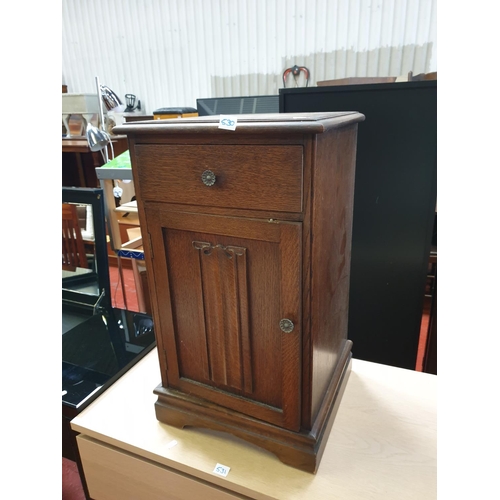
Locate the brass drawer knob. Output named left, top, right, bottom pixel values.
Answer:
left=201, top=170, right=216, bottom=186
left=279, top=318, right=295, bottom=333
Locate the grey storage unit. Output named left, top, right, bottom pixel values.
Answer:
left=197, top=95, right=279, bottom=116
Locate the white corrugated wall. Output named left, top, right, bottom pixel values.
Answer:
left=62, top=0, right=437, bottom=113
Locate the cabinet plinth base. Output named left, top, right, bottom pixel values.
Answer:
left=154, top=346, right=352, bottom=474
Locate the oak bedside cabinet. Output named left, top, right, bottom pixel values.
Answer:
left=113, top=111, right=364, bottom=473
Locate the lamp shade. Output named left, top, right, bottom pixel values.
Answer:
left=86, top=122, right=110, bottom=152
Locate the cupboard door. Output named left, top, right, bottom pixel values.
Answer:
left=146, top=205, right=302, bottom=431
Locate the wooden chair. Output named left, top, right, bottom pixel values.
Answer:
left=62, top=203, right=88, bottom=271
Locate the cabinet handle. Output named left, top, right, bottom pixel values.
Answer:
left=279, top=318, right=295, bottom=333
left=201, top=170, right=216, bottom=186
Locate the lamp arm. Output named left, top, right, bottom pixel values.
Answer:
left=95, top=76, right=109, bottom=163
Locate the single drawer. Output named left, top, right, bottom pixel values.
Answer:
left=77, top=435, right=242, bottom=499
left=134, top=144, right=303, bottom=213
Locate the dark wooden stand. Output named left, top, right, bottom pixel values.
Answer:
left=116, top=112, right=364, bottom=473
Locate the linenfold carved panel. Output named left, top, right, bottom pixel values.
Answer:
left=193, top=241, right=253, bottom=393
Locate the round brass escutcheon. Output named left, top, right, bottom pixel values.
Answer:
left=201, top=170, right=216, bottom=186
left=279, top=318, right=295, bottom=333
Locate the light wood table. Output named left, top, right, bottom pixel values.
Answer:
left=71, top=349, right=436, bottom=500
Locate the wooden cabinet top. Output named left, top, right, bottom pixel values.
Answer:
left=113, top=111, right=365, bottom=136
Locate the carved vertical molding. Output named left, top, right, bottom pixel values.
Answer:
left=193, top=241, right=253, bottom=393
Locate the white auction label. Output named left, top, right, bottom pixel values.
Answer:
left=218, top=115, right=238, bottom=131
left=213, top=463, right=231, bottom=477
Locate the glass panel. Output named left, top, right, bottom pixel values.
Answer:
left=62, top=201, right=99, bottom=296
left=62, top=308, right=156, bottom=408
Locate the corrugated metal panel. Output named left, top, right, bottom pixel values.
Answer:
left=62, top=0, right=437, bottom=113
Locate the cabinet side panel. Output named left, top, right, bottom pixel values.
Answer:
left=310, top=126, right=358, bottom=423
left=300, top=139, right=314, bottom=429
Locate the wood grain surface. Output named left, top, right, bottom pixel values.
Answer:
left=135, top=144, right=304, bottom=213
left=146, top=207, right=302, bottom=431
left=113, top=112, right=364, bottom=136
left=123, top=112, right=362, bottom=471
left=72, top=349, right=437, bottom=500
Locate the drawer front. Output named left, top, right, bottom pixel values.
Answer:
left=77, top=435, right=243, bottom=500
left=135, top=144, right=303, bottom=213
